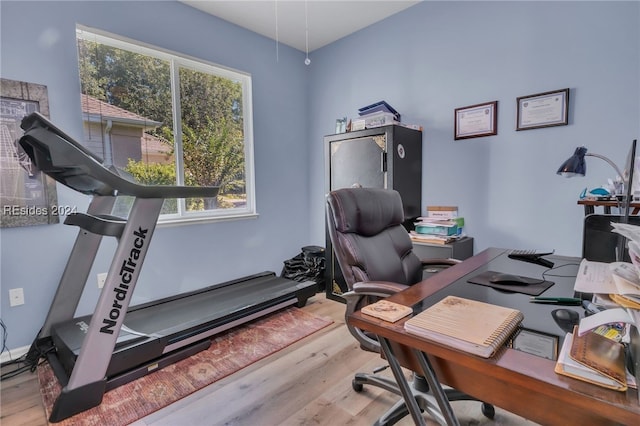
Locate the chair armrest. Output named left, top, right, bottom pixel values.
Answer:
left=420, top=258, right=461, bottom=267
left=420, top=258, right=461, bottom=275
left=352, top=281, right=409, bottom=296
left=343, top=281, right=410, bottom=353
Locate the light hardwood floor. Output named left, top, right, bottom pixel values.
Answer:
left=1, top=294, right=535, bottom=426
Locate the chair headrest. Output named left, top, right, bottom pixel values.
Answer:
left=327, top=188, right=405, bottom=236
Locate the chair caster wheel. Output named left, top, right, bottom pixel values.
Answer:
left=352, top=380, right=364, bottom=392
left=481, top=403, right=495, bottom=419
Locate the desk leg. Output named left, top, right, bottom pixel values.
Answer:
left=412, top=349, right=460, bottom=426
left=378, top=337, right=427, bottom=426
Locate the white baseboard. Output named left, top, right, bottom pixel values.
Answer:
left=1, top=345, right=30, bottom=365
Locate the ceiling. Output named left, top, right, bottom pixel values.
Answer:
left=180, top=1, right=420, bottom=53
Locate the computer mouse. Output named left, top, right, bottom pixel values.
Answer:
left=552, top=309, right=580, bottom=333
left=489, top=273, right=530, bottom=286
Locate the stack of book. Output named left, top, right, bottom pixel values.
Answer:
left=351, top=101, right=421, bottom=131
left=351, top=101, right=400, bottom=131
left=358, top=100, right=401, bottom=122
left=410, top=216, right=465, bottom=245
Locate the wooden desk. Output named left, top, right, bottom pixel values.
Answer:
left=578, top=199, right=640, bottom=215
left=348, top=248, right=640, bottom=425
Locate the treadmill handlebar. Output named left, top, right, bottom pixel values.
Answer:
left=19, top=112, right=219, bottom=199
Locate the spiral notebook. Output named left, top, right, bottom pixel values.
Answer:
left=404, top=295, right=524, bottom=358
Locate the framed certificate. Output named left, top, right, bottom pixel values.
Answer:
left=516, top=88, right=569, bottom=131
left=511, top=327, right=559, bottom=360
left=454, top=101, right=497, bottom=140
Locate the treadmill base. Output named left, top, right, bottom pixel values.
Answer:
left=43, top=275, right=316, bottom=422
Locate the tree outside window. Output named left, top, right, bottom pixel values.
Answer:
left=76, top=27, right=255, bottom=221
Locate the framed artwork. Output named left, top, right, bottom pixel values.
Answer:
left=454, top=101, right=498, bottom=140
left=0, top=78, right=59, bottom=228
left=516, top=88, right=569, bottom=131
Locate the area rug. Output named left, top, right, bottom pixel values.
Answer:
left=37, top=306, right=332, bottom=425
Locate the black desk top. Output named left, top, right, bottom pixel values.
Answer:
left=415, top=250, right=583, bottom=348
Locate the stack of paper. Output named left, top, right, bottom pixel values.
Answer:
left=566, top=225, right=640, bottom=393
left=574, top=259, right=640, bottom=309
left=409, top=232, right=462, bottom=245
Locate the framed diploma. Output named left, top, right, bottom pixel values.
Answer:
left=516, top=88, right=569, bottom=131
left=454, top=101, right=497, bottom=140
left=510, top=327, right=559, bottom=360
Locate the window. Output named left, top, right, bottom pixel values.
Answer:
left=76, top=27, right=255, bottom=223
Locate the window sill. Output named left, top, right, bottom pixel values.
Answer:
left=157, top=212, right=259, bottom=228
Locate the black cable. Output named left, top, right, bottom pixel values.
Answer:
left=0, top=319, right=29, bottom=379
left=0, top=319, right=54, bottom=379
left=0, top=319, right=7, bottom=356
left=1, top=362, right=33, bottom=380
left=27, top=341, right=54, bottom=372
left=541, top=262, right=582, bottom=280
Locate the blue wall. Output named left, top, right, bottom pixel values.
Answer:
left=308, top=0, right=640, bottom=255
left=1, top=1, right=639, bottom=352
left=0, top=1, right=310, bottom=350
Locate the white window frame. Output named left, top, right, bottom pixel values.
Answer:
left=76, top=26, right=256, bottom=224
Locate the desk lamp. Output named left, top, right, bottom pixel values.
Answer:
left=556, top=146, right=625, bottom=180
left=557, top=140, right=638, bottom=260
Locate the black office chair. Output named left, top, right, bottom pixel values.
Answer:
left=326, top=187, right=494, bottom=425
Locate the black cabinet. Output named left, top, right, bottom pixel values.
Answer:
left=324, top=125, right=422, bottom=301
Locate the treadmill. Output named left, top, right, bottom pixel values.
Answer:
left=19, top=112, right=316, bottom=422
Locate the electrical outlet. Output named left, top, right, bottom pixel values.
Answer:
left=9, top=288, right=25, bottom=307
left=97, top=272, right=108, bottom=289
